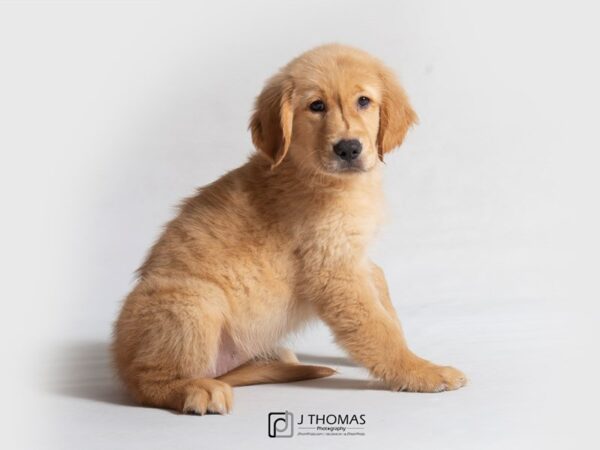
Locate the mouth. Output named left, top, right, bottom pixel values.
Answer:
left=322, top=165, right=367, bottom=175
left=338, top=164, right=366, bottom=173
left=319, top=155, right=370, bottom=175
left=331, top=159, right=367, bottom=173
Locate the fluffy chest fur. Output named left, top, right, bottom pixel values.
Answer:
left=219, top=159, right=386, bottom=356
left=246, top=156, right=386, bottom=257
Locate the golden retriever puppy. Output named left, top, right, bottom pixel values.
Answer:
left=113, top=44, right=467, bottom=415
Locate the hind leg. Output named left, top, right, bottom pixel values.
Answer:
left=114, top=279, right=232, bottom=413
left=182, top=378, right=233, bottom=415
left=256, top=346, right=299, bottom=364
left=131, top=377, right=233, bottom=415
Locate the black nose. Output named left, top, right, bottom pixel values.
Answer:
left=333, top=139, right=362, bottom=162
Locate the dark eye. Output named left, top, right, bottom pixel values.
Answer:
left=357, top=96, right=370, bottom=109
left=309, top=100, right=326, bottom=112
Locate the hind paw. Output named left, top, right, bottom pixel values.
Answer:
left=182, top=379, right=233, bottom=415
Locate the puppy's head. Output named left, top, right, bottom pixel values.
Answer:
left=250, top=44, right=417, bottom=176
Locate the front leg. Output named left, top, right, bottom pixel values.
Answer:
left=370, top=261, right=400, bottom=323
left=310, top=262, right=467, bottom=392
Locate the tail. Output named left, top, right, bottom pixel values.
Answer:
left=126, top=362, right=335, bottom=414
left=217, top=361, right=335, bottom=387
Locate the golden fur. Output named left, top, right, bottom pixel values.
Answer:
left=113, top=44, right=466, bottom=415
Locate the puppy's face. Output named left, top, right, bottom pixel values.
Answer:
left=290, top=69, right=382, bottom=174
left=250, top=45, right=417, bottom=177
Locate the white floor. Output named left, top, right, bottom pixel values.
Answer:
left=37, top=298, right=596, bottom=450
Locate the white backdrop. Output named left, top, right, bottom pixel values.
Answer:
left=1, top=1, right=599, bottom=449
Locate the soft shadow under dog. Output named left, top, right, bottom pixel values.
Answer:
left=289, top=376, right=385, bottom=391
left=295, top=352, right=358, bottom=368
left=44, top=341, right=134, bottom=407
left=45, top=342, right=376, bottom=407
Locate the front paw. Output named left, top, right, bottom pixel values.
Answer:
left=391, top=362, right=467, bottom=393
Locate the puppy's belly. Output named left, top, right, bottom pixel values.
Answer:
left=212, top=330, right=248, bottom=378
left=209, top=298, right=316, bottom=377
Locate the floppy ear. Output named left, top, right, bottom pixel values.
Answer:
left=377, top=67, right=418, bottom=160
left=249, top=74, right=294, bottom=168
